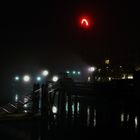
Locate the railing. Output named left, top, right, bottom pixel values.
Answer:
left=0, top=80, right=140, bottom=134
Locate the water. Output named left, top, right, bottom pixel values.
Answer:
left=0, top=95, right=140, bottom=140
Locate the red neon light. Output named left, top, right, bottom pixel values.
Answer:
left=81, top=18, right=89, bottom=26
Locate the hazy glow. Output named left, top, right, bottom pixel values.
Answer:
left=42, top=70, right=49, bottom=76
left=52, top=106, right=57, bottom=113
left=88, top=67, right=96, bottom=72
left=24, top=110, right=28, bottom=113
left=81, top=18, right=89, bottom=26
left=128, top=75, right=133, bottom=79
left=109, top=77, right=111, bottom=81
left=88, top=76, right=91, bottom=82
left=121, top=113, right=124, bottom=122
left=72, top=71, right=76, bottom=74
left=78, top=71, right=81, bottom=75
left=23, top=75, right=30, bottom=82
left=24, top=104, right=28, bottom=108
left=37, top=76, right=41, bottom=81
left=66, top=71, right=70, bottom=74
left=135, top=116, right=138, bottom=128
left=15, top=76, right=20, bottom=81
left=52, top=76, right=59, bottom=82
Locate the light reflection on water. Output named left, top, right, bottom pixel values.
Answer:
left=135, top=116, right=138, bottom=129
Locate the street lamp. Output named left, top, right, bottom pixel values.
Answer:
left=36, top=76, right=41, bottom=81
left=42, top=70, right=49, bottom=77
left=23, top=75, right=30, bottom=82
left=72, top=71, right=76, bottom=75
left=77, top=71, right=81, bottom=75
left=88, top=67, right=96, bottom=72
left=52, top=76, right=59, bottom=82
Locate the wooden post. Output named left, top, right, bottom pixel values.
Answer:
left=41, top=83, right=48, bottom=121
left=32, top=84, right=38, bottom=115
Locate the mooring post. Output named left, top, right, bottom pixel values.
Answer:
left=32, top=83, right=39, bottom=115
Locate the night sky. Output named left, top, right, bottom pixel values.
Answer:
left=0, top=0, right=139, bottom=104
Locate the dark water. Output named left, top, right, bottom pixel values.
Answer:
left=0, top=94, right=140, bottom=140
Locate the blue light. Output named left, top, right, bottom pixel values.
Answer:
left=36, top=76, right=41, bottom=81
left=15, top=76, right=20, bottom=81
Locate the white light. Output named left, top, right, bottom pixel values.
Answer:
left=24, top=104, right=28, bottom=108
left=127, top=114, right=129, bottom=122
left=128, top=75, right=133, bottom=79
left=52, top=76, right=59, bottom=82
left=15, top=76, right=20, bottom=81
left=36, top=76, right=41, bottom=81
left=135, top=116, right=138, bottom=128
left=78, top=71, right=81, bottom=75
left=121, top=113, right=124, bottom=122
left=24, top=110, right=28, bottom=113
left=42, top=70, right=49, bottom=76
left=52, top=106, right=57, bottom=113
left=66, top=71, right=70, bottom=74
left=88, top=67, right=96, bottom=72
left=88, top=76, right=91, bottom=82
left=109, top=77, right=111, bottom=81
left=15, top=94, right=18, bottom=102
left=23, top=75, right=30, bottom=82
left=72, top=71, right=76, bottom=74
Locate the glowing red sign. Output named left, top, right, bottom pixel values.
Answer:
left=80, top=17, right=90, bottom=28
left=81, top=18, right=89, bottom=26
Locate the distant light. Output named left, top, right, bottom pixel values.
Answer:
left=88, top=76, right=91, bottom=82
left=128, top=75, right=133, bottom=79
left=24, top=104, right=28, bottom=108
left=81, top=18, right=89, bottom=28
left=36, top=76, right=41, bottom=81
left=42, top=70, right=49, bottom=76
left=105, top=59, right=110, bottom=65
left=120, top=66, right=122, bottom=68
left=121, top=113, right=124, bottom=122
left=72, top=71, right=76, bottom=74
left=52, top=76, right=59, bottom=82
left=66, top=71, right=70, bottom=74
left=52, top=106, right=57, bottom=113
left=88, top=67, right=96, bottom=72
left=78, top=71, right=81, bottom=75
left=24, top=110, right=28, bottom=113
left=108, top=77, right=111, bottom=81
left=15, top=76, right=20, bottom=81
left=135, top=116, right=138, bottom=128
left=23, top=75, right=30, bottom=82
